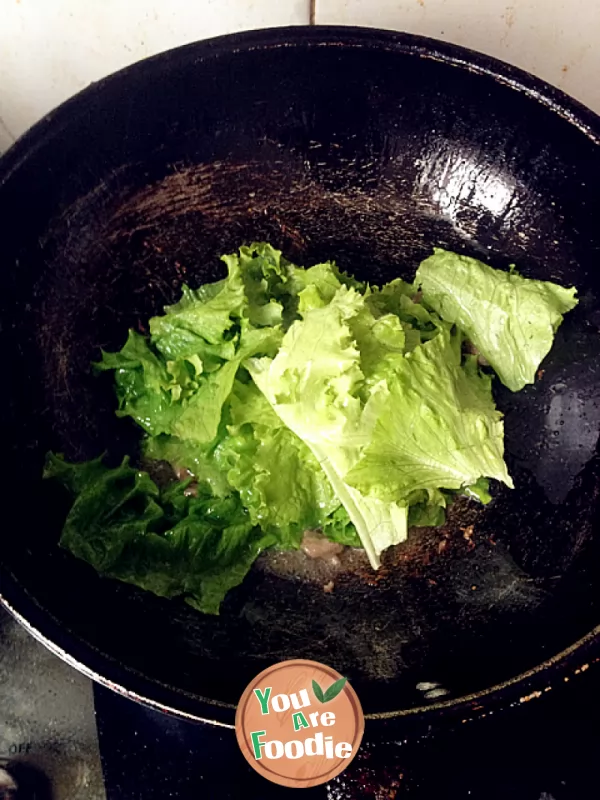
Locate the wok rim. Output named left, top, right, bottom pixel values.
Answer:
left=2, top=572, right=599, bottom=730
left=1, top=24, right=600, bottom=730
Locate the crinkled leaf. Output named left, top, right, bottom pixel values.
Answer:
left=142, top=435, right=232, bottom=498
left=214, top=380, right=341, bottom=548
left=222, top=242, right=289, bottom=328
left=346, top=328, right=513, bottom=502
left=365, top=278, right=446, bottom=350
left=407, top=488, right=450, bottom=528
left=321, top=505, right=361, bottom=547
left=44, top=453, right=271, bottom=615
left=98, top=277, right=281, bottom=447
left=44, top=451, right=108, bottom=495
left=463, top=477, right=492, bottom=504
left=248, top=286, right=408, bottom=568
left=95, top=330, right=180, bottom=435
left=150, top=255, right=246, bottom=354
left=168, top=359, right=239, bottom=445
left=349, top=305, right=407, bottom=392
left=416, top=248, right=578, bottom=392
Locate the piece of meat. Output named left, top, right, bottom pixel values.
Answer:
left=463, top=340, right=489, bottom=366
left=174, top=465, right=198, bottom=496
left=301, top=529, right=344, bottom=561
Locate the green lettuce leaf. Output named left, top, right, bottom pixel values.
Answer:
left=144, top=378, right=354, bottom=549
left=345, top=328, right=513, bottom=501
left=349, top=304, right=407, bottom=392
left=416, top=248, right=578, bottom=392
left=293, top=261, right=365, bottom=310
left=96, top=335, right=241, bottom=446
left=59, top=241, right=576, bottom=613
left=97, top=249, right=282, bottom=445
left=321, top=506, right=361, bottom=547
left=95, top=330, right=181, bottom=436
left=407, top=488, right=450, bottom=528
left=463, top=476, right=492, bottom=504
left=248, top=285, right=408, bottom=569
left=214, top=379, right=344, bottom=548
left=217, top=242, right=360, bottom=330
left=221, top=242, right=289, bottom=328
left=149, top=254, right=246, bottom=360
left=142, top=435, right=232, bottom=498
left=44, top=452, right=271, bottom=614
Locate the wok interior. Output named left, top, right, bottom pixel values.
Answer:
left=2, top=31, right=600, bottom=718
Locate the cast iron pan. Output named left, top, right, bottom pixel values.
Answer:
left=1, top=26, right=600, bottom=733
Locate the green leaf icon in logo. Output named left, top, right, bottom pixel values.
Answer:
left=312, top=677, right=347, bottom=704
left=312, top=679, right=325, bottom=703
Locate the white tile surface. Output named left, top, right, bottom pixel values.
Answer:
left=316, top=0, right=600, bottom=116
left=0, top=0, right=309, bottom=153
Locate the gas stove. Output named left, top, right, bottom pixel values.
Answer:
left=1, top=603, right=599, bottom=800
left=0, top=605, right=104, bottom=799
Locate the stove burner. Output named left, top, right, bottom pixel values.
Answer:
left=0, top=767, right=17, bottom=799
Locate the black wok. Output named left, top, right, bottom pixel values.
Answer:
left=1, top=26, right=600, bottom=733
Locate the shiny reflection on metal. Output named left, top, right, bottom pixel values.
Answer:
left=0, top=768, right=17, bottom=798
left=0, top=595, right=236, bottom=730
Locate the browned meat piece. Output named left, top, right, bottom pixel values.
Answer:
left=301, top=529, right=344, bottom=561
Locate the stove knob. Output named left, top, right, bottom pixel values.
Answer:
left=0, top=768, right=17, bottom=799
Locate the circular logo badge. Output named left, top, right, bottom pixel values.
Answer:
left=235, top=659, right=364, bottom=788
